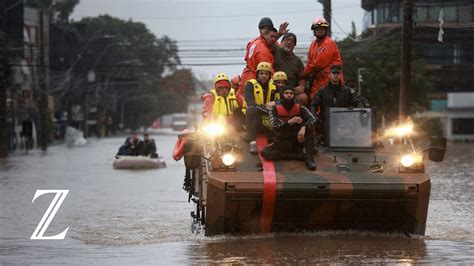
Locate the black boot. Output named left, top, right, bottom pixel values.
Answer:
left=305, top=158, right=317, bottom=170
left=305, top=148, right=317, bottom=170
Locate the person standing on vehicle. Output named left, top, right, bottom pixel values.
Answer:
left=300, top=17, right=343, bottom=101
left=273, top=32, right=308, bottom=105
left=242, top=62, right=280, bottom=153
left=238, top=17, right=288, bottom=96
left=261, top=85, right=317, bottom=170
left=311, top=65, right=365, bottom=144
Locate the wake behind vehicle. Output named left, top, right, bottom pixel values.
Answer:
left=178, top=108, right=446, bottom=236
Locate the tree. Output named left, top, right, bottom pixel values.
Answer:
left=349, top=21, right=357, bottom=40
left=25, top=0, right=80, bottom=23
left=74, top=15, right=188, bottom=129
left=161, top=69, right=196, bottom=114
left=337, top=29, right=432, bottom=122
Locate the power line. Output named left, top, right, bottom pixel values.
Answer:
left=71, top=5, right=360, bottom=20
left=6, top=0, right=23, bottom=11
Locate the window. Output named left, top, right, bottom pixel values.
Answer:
left=444, top=6, right=458, bottom=22
left=415, top=6, right=428, bottom=22
left=374, top=2, right=401, bottom=24
left=453, top=44, right=461, bottom=64
left=452, top=118, right=474, bottom=135
left=461, top=45, right=474, bottom=64
left=458, top=4, right=473, bottom=22
left=428, top=5, right=441, bottom=22
left=431, top=100, right=447, bottom=111
left=423, top=43, right=455, bottom=65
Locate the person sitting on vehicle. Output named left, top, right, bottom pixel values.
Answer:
left=231, top=75, right=241, bottom=92
left=273, top=32, right=308, bottom=105
left=202, top=73, right=245, bottom=131
left=140, top=133, right=158, bottom=158
left=272, top=71, right=288, bottom=92
left=116, top=131, right=141, bottom=157
left=261, top=85, right=317, bottom=170
left=311, top=65, right=367, bottom=145
left=241, top=62, right=280, bottom=153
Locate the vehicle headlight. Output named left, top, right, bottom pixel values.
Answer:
left=386, top=123, right=414, bottom=138
left=395, top=123, right=414, bottom=137
left=222, top=153, right=235, bottom=166
left=399, top=154, right=424, bottom=173
left=202, top=123, right=225, bottom=137
left=400, top=154, right=415, bottom=167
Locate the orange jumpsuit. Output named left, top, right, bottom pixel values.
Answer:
left=302, top=36, right=343, bottom=101
left=238, top=36, right=274, bottom=99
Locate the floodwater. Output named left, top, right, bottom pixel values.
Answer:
left=1, top=134, right=473, bottom=264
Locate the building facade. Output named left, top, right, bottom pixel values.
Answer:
left=6, top=1, right=50, bottom=151
left=362, top=0, right=474, bottom=140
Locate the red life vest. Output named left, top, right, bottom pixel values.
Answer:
left=275, top=103, right=301, bottom=123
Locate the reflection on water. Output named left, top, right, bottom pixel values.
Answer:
left=0, top=137, right=473, bottom=264
left=191, top=233, right=429, bottom=264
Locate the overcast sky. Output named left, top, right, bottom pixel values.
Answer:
left=72, top=0, right=365, bottom=79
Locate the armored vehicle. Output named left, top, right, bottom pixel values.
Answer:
left=178, top=108, right=446, bottom=236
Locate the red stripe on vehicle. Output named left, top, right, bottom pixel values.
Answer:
left=256, top=135, right=276, bottom=233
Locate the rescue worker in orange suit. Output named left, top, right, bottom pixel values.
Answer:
left=311, top=65, right=366, bottom=145
left=261, top=85, right=317, bottom=170
left=241, top=62, right=280, bottom=154
left=238, top=17, right=288, bottom=97
left=300, top=17, right=343, bottom=101
left=231, top=75, right=241, bottom=91
left=202, top=73, right=244, bottom=130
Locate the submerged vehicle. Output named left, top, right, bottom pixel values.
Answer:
left=113, top=155, right=166, bottom=169
left=178, top=108, right=446, bottom=236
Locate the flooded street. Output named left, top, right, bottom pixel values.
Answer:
left=1, top=135, right=473, bottom=264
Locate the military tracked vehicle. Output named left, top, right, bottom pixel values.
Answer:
left=178, top=108, right=446, bottom=236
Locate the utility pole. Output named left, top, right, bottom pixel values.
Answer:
left=321, top=0, right=332, bottom=36
left=38, top=10, right=49, bottom=151
left=399, top=0, right=413, bottom=121
left=0, top=0, right=8, bottom=157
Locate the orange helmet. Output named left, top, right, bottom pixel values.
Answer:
left=311, top=17, right=329, bottom=30
left=231, top=75, right=241, bottom=88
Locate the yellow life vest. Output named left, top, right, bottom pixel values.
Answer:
left=242, top=79, right=280, bottom=114
left=210, top=88, right=239, bottom=117
left=242, top=79, right=280, bottom=128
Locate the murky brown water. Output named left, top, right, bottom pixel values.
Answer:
left=1, top=135, right=473, bottom=264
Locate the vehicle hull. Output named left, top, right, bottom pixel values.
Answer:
left=203, top=141, right=430, bottom=236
